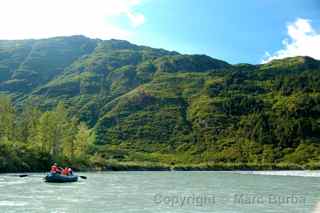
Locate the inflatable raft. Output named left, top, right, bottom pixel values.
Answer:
left=45, top=173, right=78, bottom=183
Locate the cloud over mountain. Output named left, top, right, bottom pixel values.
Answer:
left=263, top=18, right=320, bottom=63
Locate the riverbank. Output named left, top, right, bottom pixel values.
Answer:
left=83, top=161, right=320, bottom=172
left=2, top=161, right=320, bottom=173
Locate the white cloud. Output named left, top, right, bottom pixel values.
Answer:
left=262, top=18, right=320, bottom=63
left=0, top=0, right=146, bottom=40
left=127, top=11, right=145, bottom=28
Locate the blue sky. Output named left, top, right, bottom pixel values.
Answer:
left=125, top=0, right=320, bottom=64
left=1, top=0, right=319, bottom=64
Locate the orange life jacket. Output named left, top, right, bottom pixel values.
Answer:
left=62, top=168, right=69, bottom=176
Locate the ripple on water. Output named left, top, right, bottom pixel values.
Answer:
left=235, top=170, right=320, bottom=177
left=0, top=201, right=28, bottom=207
left=0, top=180, right=27, bottom=186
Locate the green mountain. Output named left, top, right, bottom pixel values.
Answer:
left=1, top=36, right=320, bottom=171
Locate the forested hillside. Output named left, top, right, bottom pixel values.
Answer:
left=0, top=36, right=320, bottom=171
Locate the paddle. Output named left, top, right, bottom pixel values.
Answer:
left=15, top=173, right=87, bottom=179
left=17, top=174, right=43, bottom=178
left=9, top=174, right=29, bottom=177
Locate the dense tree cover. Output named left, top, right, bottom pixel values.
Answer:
left=91, top=56, right=320, bottom=168
left=0, top=36, right=320, bottom=171
left=0, top=97, right=92, bottom=172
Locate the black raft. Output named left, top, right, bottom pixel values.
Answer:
left=45, top=173, right=78, bottom=183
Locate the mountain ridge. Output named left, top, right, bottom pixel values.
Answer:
left=1, top=35, right=320, bottom=169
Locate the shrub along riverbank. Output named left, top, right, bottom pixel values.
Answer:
left=55, top=161, right=320, bottom=172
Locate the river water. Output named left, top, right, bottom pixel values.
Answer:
left=0, top=171, right=319, bottom=213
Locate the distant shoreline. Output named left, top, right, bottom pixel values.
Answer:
left=2, top=169, right=320, bottom=174
left=100, top=162, right=320, bottom=171
left=2, top=162, right=319, bottom=173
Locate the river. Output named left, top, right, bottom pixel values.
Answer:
left=0, top=171, right=319, bottom=213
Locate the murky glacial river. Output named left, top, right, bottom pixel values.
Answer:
left=0, top=171, right=320, bottom=213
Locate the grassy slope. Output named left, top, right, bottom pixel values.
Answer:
left=93, top=57, right=320, bottom=168
left=0, top=36, right=320, bottom=170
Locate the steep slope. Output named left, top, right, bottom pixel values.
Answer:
left=17, top=38, right=230, bottom=126
left=93, top=56, right=320, bottom=164
left=0, top=40, right=35, bottom=88
left=0, top=36, right=320, bottom=167
left=0, top=36, right=97, bottom=96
